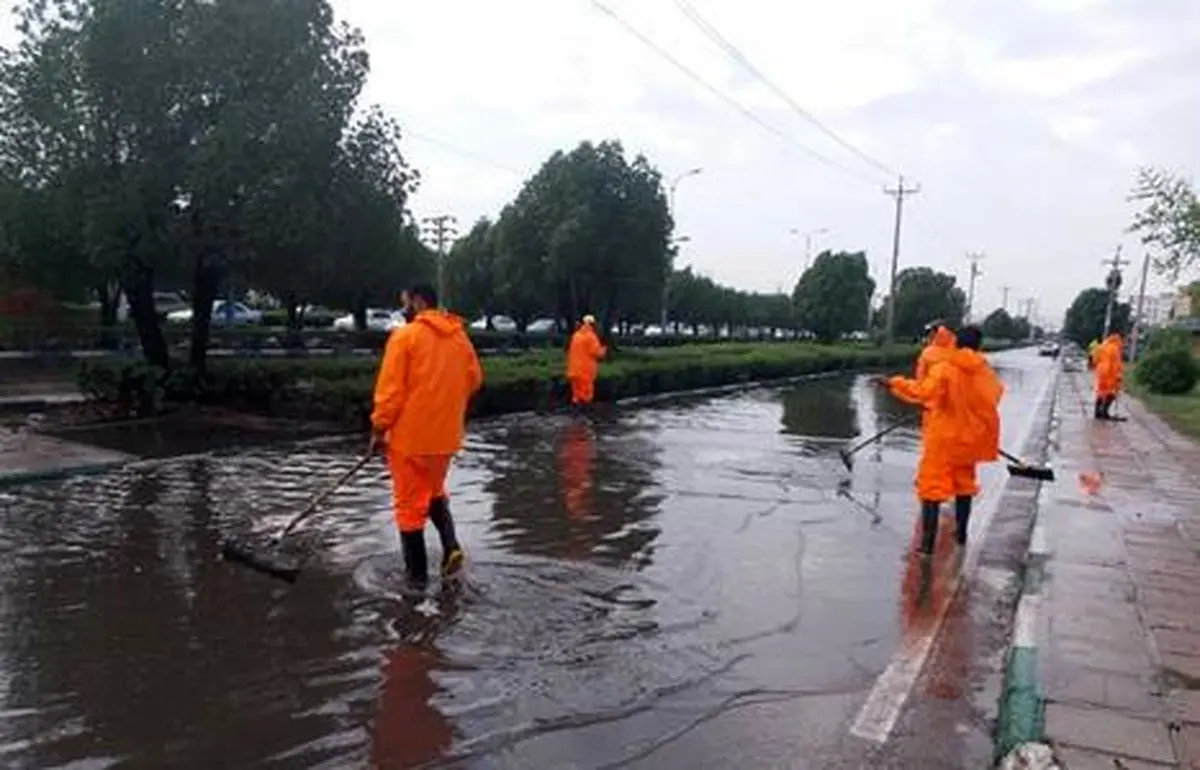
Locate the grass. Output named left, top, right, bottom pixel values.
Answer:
left=1131, top=384, right=1200, bottom=440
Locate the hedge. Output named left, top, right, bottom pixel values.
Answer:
left=77, top=342, right=956, bottom=426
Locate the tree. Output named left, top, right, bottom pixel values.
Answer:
left=981, top=308, right=1017, bottom=340
left=1062, top=287, right=1131, bottom=348
left=791, top=250, right=873, bottom=342
left=881, top=267, right=967, bottom=341
left=1128, top=167, right=1200, bottom=279
left=492, top=140, right=672, bottom=333
left=445, top=218, right=499, bottom=323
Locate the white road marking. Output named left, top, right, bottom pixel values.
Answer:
left=848, top=368, right=1055, bottom=744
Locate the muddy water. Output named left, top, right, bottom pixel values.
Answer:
left=0, top=358, right=1051, bottom=769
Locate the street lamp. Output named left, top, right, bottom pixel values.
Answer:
left=664, top=168, right=703, bottom=328
left=790, top=227, right=830, bottom=272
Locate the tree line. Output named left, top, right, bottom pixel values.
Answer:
left=0, top=0, right=1051, bottom=376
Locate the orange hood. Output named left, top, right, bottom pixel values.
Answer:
left=931, top=326, right=955, bottom=348
left=947, top=347, right=989, bottom=374
left=1104, top=333, right=1123, bottom=348
left=412, top=309, right=466, bottom=336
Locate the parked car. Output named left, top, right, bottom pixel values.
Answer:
left=469, top=315, right=517, bottom=333
left=166, top=300, right=262, bottom=326
left=526, top=318, right=557, bottom=334
left=332, top=309, right=403, bottom=332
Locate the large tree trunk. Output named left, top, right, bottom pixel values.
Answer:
left=123, top=267, right=169, bottom=368
left=189, top=256, right=220, bottom=373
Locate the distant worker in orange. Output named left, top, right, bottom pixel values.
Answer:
left=566, top=314, right=607, bottom=410
left=916, top=321, right=956, bottom=380
left=886, top=325, right=1004, bottom=558
left=1091, top=333, right=1124, bottom=420
left=371, top=284, right=483, bottom=586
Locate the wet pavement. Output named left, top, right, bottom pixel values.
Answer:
left=0, top=351, right=1057, bottom=768
left=1039, top=371, right=1200, bottom=768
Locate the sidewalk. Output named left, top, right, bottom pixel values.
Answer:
left=0, top=427, right=132, bottom=486
left=1036, top=371, right=1200, bottom=767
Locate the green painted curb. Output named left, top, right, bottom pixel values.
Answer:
left=995, top=646, right=1044, bottom=763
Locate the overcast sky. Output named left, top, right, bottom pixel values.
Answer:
left=3, top=1, right=1196, bottom=325
left=329, top=0, right=1199, bottom=327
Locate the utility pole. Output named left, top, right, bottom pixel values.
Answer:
left=1000, top=285, right=1011, bottom=314
left=965, top=252, right=984, bottom=322
left=664, top=167, right=703, bottom=330
left=1101, top=246, right=1130, bottom=338
left=884, top=175, right=920, bottom=344
left=421, top=214, right=458, bottom=306
left=1129, top=252, right=1151, bottom=361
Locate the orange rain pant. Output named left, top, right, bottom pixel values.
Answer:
left=569, top=376, right=595, bottom=405
left=388, top=453, right=452, bottom=533
left=916, top=452, right=979, bottom=503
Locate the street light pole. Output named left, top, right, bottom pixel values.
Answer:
left=663, top=167, right=703, bottom=329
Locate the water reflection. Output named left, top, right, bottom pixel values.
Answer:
left=779, top=378, right=860, bottom=439
left=0, top=460, right=371, bottom=769
left=484, top=414, right=665, bottom=569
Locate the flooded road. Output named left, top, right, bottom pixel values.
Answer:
left=0, top=351, right=1055, bottom=768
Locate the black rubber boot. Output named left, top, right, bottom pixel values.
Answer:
left=428, top=497, right=465, bottom=577
left=1094, top=398, right=1105, bottom=419
left=400, top=530, right=429, bottom=588
left=954, top=495, right=972, bottom=547
left=1103, top=396, right=1117, bottom=419
left=919, top=501, right=940, bottom=558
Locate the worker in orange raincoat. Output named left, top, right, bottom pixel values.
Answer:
left=886, top=325, right=1004, bottom=557
left=566, top=314, right=607, bottom=410
left=1091, top=333, right=1124, bottom=420
left=371, top=284, right=484, bottom=586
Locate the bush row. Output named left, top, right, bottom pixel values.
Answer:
left=77, top=342, right=958, bottom=425
left=1135, top=328, right=1199, bottom=395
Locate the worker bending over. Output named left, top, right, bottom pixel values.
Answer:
left=566, top=314, right=607, bottom=409
left=371, top=284, right=483, bottom=586
left=886, top=325, right=1004, bottom=558
left=1091, top=333, right=1124, bottom=420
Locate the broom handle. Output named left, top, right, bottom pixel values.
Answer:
left=277, top=453, right=374, bottom=539
left=845, top=420, right=908, bottom=456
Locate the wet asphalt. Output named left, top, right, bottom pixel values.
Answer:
left=0, top=350, right=1057, bottom=768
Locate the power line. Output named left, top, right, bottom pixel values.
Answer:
left=589, top=0, right=882, bottom=186
left=403, top=127, right=522, bottom=175
left=672, top=0, right=896, bottom=180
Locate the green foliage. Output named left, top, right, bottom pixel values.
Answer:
left=791, top=250, right=873, bottom=342
left=1062, top=287, right=1131, bottom=348
left=77, top=342, right=929, bottom=425
left=491, top=140, right=671, bottom=330
left=981, top=308, right=1016, bottom=340
left=445, top=217, right=500, bottom=322
left=1136, top=347, right=1199, bottom=395
left=1145, top=327, right=1193, bottom=356
left=881, top=267, right=967, bottom=340
left=1128, top=167, right=1200, bottom=279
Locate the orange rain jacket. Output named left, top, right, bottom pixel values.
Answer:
left=914, top=326, right=957, bottom=382
left=889, top=347, right=1005, bottom=466
left=371, top=309, right=484, bottom=456
left=1092, top=333, right=1124, bottom=397
left=567, top=324, right=607, bottom=382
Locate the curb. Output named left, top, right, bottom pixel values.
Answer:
left=994, top=373, right=1061, bottom=766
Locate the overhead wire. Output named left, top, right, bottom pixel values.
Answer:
left=672, top=0, right=898, bottom=181
left=402, top=126, right=523, bottom=175
left=589, top=0, right=885, bottom=187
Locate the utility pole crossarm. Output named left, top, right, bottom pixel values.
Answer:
left=421, top=214, right=458, bottom=306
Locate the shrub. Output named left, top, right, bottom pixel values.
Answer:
left=76, top=342, right=929, bottom=427
left=1136, top=347, right=1199, bottom=395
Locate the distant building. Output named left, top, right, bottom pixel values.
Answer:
left=1173, top=283, right=1199, bottom=320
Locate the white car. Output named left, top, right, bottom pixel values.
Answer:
left=332, top=309, right=403, bottom=332
left=166, top=300, right=262, bottom=326
left=526, top=318, right=557, bottom=334
left=469, top=315, right=517, bottom=333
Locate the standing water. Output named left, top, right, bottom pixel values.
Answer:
left=0, top=357, right=1054, bottom=768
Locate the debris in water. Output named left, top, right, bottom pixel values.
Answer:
left=998, top=742, right=1059, bottom=770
